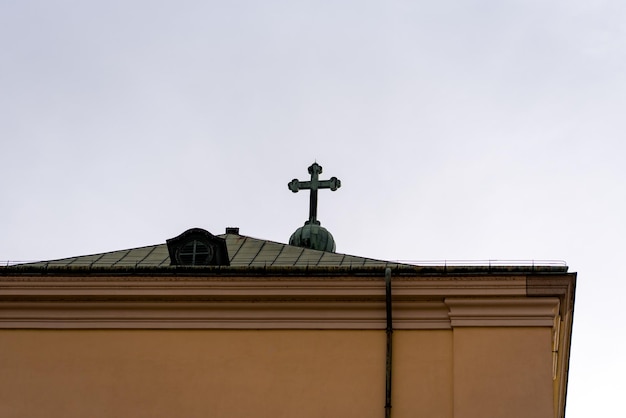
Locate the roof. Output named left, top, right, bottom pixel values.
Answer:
left=2, top=228, right=569, bottom=275
left=10, top=232, right=407, bottom=270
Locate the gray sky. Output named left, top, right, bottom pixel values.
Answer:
left=1, top=1, right=625, bottom=415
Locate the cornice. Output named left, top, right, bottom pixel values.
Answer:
left=0, top=275, right=528, bottom=301
left=446, top=297, right=560, bottom=327
left=0, top=273, right=573, bottom=332
left=0, top=300, right=451, bottom=330
left=0, top=297, right=560, bottom=330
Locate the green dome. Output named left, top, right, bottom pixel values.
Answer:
left=289, top=222, right=336, bottom=252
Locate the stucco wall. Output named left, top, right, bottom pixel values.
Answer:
left=453, top=327, right=554, bottom=418
left=0, top=327, right=552, bottom=418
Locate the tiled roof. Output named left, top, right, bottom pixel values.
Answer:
left=16, top=233, right=406, bottom=269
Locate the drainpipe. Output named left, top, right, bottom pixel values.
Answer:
left=385, top=267, right=393, bottom=418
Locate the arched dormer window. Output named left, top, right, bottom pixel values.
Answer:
left=178, top=239, right=213, bottom=265
left=166, top=228, right=229, bottom=266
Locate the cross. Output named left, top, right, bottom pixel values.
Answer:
left=288, top=162, right=341, bottom=225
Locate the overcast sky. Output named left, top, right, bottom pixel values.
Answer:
left=2, top=1, right=625, bottom=415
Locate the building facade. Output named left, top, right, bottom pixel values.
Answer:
left=0, top=227, right=575, bottom=418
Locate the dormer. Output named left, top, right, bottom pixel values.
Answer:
left=166, top=228, right=230, bottom=266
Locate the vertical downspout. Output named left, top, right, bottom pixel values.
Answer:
left=385, top=267, right=393, bottom=418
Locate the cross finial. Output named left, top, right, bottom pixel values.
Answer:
left=288, top=162, right=341, bottom=225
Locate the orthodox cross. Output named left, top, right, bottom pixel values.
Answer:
left=288, top=162, right=341, bottom=225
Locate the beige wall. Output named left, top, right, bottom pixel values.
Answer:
left=453, top=327, right=554, bottom=418
left=0, top=327, right=554, bottom=418
left=0, top=330, right=411, bottom=418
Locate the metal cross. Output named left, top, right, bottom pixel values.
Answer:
left=288, top=162, right=341, bottom=225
